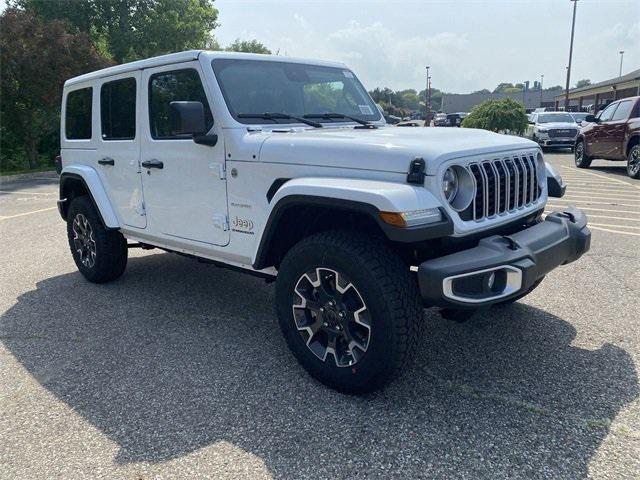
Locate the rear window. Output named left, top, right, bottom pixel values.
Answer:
left=65, top=87, right=93, bottom=140
left=101, top=78, right=136, bottom=140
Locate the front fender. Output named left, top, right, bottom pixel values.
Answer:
left=60, top=165, right=120, bottom=229
left=253, top=177, right=452, bottom=269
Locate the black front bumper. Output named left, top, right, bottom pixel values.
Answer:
left=418, top=207, right=591, bottom=308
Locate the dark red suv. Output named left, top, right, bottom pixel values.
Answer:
left=574, top=96, right=640, bottom=179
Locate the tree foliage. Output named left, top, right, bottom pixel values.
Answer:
left=369, top=87, right=443, bottom=117
left=10, top=0, right=219, bottom=63
left=575, top=79, right=591, bottom=88
left=0, top=8, right=111, bottom=170
left=225, top=38, right=271, bottom=54
left=461, top=98, right=528, bottom=134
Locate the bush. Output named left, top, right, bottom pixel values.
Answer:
left=461, top=98, right=528, bottom=135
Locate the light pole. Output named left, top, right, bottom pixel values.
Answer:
left=564, top=0, right=578, bottom=111
left=540, top=74, right=544, bottom=107
left=619, top=50, right=625, bottom=77
left=425, top=66, right=430, bottom=126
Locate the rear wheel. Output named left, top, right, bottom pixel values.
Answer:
left=627, top=144, right=640, bottom=179
left=67, top=196, right=127, bottom=283
left=574, top=140, right=592, bottom=168
left=275, top=230, right=422, bottom=394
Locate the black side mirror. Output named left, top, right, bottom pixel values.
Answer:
left=585, top=114, right=597, bottom=123
left=170, top=101, right=207, bottom=136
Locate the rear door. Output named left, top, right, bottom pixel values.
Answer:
left=95, top=71, right=146, bottom=228
left=139, top=62, right=229, bottom=246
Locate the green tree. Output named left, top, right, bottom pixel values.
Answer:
left=575, top=79, right=591, bottom=88
left=225, top=38, right=271, bottom=54
left=493, top=82, right=515, bottom=93
left=461, top=98, right=528, bottom=134
left=11, top=0, right=219, bottom=63
left=0, top=8, right=110, bottom=171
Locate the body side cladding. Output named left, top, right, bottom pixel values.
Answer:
left=266, top=178, right=291, bottom=202
left=59, top=167, right=120, bottom=229
left=252, top=194, right=453, bottom=270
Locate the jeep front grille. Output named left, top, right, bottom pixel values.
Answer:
left=464, top=155, right=541, bottom=221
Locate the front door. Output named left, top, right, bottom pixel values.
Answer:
left=95, top=71, right=146, bottom=228
left=588, top=102, right=618, bottom=157
left=140, top=62, right=229, bottom=246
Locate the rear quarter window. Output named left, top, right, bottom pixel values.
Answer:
left=65, top=87, right=93, bottom=140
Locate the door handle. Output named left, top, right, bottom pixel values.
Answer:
left=98, top=157, right=114, bottom=166
left=141, top=159, right=164, bottom=169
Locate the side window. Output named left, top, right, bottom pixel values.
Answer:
left=598, top=103, right=618, bottom=122
left=65, top=87, right=93, bottom=140
left=611, top=100, right=632, bottom=121
left=149, top=69, right=213, bottom=139
left=101, top=77, right=136, bottom=140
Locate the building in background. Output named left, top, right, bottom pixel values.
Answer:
left=553, top=68, right=640, bottom=112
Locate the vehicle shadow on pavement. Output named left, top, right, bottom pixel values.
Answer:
left=2, top=252, right=638, bottom=478
left=587, top=164, right=632, bottom=180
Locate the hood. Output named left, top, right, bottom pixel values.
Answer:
left=257, top=125, right=536, bottom=174
left=537, top=122, right=579, bottom=129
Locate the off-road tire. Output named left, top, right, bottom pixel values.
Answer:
left=627, top=144, right=640, bottom=179
left=67, top=195, right=127, bottom=283
left=494, top=276, right=545, bottom=307
left=275, top=230, right=422, bottom=394
left=574, top=140, right=592, bottom=169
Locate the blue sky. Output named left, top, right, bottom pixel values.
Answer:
left=213, top=0, right=639, bottom=93
left=2, top=0, right=638, bottom=93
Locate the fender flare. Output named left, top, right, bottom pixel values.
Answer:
left=252, top=177, right=452, bottom=269
left=59, top=165, right=120, bottom=229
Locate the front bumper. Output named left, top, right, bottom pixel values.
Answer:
left=418, top=207, right=591, bottom=307
left=538, top=138, right=576, bottom=147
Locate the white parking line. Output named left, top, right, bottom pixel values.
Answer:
left=589, top=222, right=640, bottom=230
left=561, top=194, right=640, bottom=203
left=0, top=207, right=57, bottom=220
left=550, top=199, right=640, bottom=208
left=589, top=225, right=640, bottom=237
left=560, top=166, right=640, bottom=189
left=545, top=212, right=640, bottom=222
left=564, top=190, right=639, bottom=199
left=547, top=204, right=639, bottom=215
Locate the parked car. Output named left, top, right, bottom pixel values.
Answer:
left=526, top=112, right=579, bottom=150
left=57, top=50, right=590, bottom=393
left=575, top=96, right=640, bottom=178
left=396, top=120, right=424, bottom=127
left=433, top=113, right=448, bottom=126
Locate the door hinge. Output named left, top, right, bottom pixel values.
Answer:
left=219, top=163, right=226, bottom=180
left=212, top=214, right=229, bottom=231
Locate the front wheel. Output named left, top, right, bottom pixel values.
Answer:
left=275, top=231, right=422, bottom=394
left=627, top=144, right=640, bottom=179
left=66, top=195, right=128, bottom=283
left=574, top=140, right=592, bottom=168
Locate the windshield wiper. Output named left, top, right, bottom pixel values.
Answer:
left=304, top=112, right=377, bottom=129
left=237, top=112, right=322, bottom=128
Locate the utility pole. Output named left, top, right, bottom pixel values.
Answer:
left=540, top=74, right=544, bottom=107
left=564, top=0, right=578, bottom=111
left=424, top=66, right=430, bottom=126
left=619, top=50, right=625, bottom=77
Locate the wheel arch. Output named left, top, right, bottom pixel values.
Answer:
left=59, top=166, right=119, bottom=229
left=625, top=134, right=640, bottom=156
left=252, top=178, right=452, bottom=270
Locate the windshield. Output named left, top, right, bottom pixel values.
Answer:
left=571, top=113, right=588, bottom=121
left=538, top=113, right=574, bottom=123
left=212, top=59, right=382, bottom=124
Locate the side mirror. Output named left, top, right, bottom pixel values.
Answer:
left=170, top=101, right=207, bottom=136
left=585, top=114, right=597, bottom=123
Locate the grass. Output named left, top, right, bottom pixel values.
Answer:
left=0, top=165, right=55, bottom=176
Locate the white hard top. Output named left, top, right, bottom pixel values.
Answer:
left=64, top=50, right=348, bottom=87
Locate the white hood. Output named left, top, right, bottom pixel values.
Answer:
left=256, top=125, right=537, bottom=175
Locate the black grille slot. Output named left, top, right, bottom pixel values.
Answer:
left=463, top=154, right=541, bottom=222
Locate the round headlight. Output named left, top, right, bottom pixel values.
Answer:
left=442, top=167, right=459, bottom=203
left=441, top=165, right=475, bottom=212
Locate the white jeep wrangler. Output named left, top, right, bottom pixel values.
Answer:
left=58, top=51, right=590, bottom=393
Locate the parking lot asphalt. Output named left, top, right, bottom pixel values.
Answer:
left=1, top=153, right=639, bottom=479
